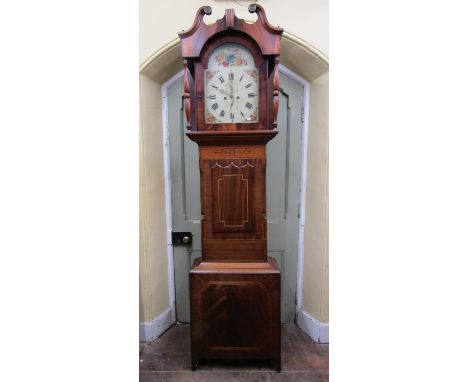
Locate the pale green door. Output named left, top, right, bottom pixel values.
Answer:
left=167, top=71, right=304, bottom=323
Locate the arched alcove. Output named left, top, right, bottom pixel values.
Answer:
left=140, top=32, right=328, bottom=84
left=139, top=31, right=329, bottom=342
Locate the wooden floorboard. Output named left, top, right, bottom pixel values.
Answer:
left=140, top=324, right=329, bottom=381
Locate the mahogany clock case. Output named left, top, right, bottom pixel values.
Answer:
left=178, top=5, right=283, bottom=372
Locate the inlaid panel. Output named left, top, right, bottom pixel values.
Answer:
left=212, top=161, right=254, bottom=233
left=199, top=155, right=266, bottom=261
left=200, top=145, right=265, bottom=160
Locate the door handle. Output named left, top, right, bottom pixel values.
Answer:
left=171, top=231, right=193, bottom=245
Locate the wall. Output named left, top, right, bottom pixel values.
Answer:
left=140, top=0, right=328, bottom=65
left=139, top=0, right=329, bottom=341
left=139, top=76, right=169, bottom=322
left=303, top=72, right=329, bottom=322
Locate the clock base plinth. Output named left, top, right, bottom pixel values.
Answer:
left=190, top=258, right=281, bottom=372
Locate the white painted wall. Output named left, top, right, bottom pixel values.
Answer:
left=303, top=71, right=329, bottom=322
left=139, top=76, right=169, bottom=323
left=140, top=0, right=328, bottom=65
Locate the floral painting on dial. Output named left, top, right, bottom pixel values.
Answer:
left=215, top=48, right=248, bottom=67
left=205, top=70, right=219, bottom=80
left=247, top=69, right=257, bottom=78
left=206, top=111, right=221, bottom=124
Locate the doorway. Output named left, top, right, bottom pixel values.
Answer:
left=164, top=67, right=307, bottom=323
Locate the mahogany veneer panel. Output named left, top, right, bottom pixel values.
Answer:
left=202, top=240, right=266, bottom=262
left=190, top=258, right=281, bottom=371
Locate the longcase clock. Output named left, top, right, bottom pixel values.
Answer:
left=178, top=4, right=283, bottom=371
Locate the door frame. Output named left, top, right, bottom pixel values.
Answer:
left=161, top=64, right=310, bottom=321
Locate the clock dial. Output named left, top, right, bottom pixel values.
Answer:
left=204, top=43, right=259, bottom=124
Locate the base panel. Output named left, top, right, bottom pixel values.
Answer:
left=190, top=258, right=281, bottom=371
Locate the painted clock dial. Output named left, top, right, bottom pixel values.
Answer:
left=204, top=43, right=259, bottom=124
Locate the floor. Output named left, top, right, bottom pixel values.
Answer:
left=140, top=324, right=329, bottom=381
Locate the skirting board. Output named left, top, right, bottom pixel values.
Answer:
left=139, top=307, right=175, bottom=343
left=297, top=309, right=329, bottom=343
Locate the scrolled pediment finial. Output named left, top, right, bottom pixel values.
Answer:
left=179, top=5, right=212, bottom=37
left=248, top=3, right=283, bottom=34
left=248, top=4, right=257, bottom=13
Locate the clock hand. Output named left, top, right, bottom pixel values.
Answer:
left=229, top=73, right=235, bottom=113
left=215, top=87, right=231, bottom=98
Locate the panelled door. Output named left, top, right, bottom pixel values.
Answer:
left=167, top=70, right=304, bottom=323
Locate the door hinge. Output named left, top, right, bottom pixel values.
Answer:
left=297, top=203, right=301, bottom=219
left=301, top=105, right=305, bottom=123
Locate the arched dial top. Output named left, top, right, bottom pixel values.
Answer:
left=204, top=43, right=259, bottom=124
